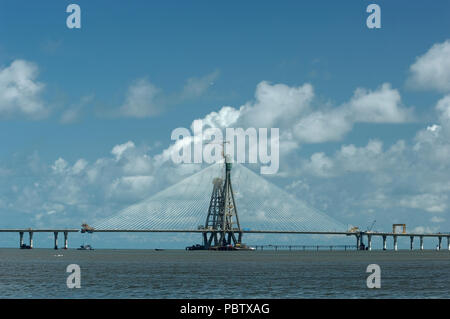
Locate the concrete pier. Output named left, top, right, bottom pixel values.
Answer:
left=356, top=234, right=361, bottom=249
left=393, top=235, right=398, bottom=251
left=447, top=237, right=450, bottom=251
left=28, top=232, right=33, bottom=248
left=420, top=236, right=424, bottom=250
left=410, top=236, right=414, bottom=250
left=53, top=232, right=58, bottom=250
left=0, top=229, right=78, bottom=249
left=19, top=232, right=24, bottom=247
left=382, top=235, right=387, bottom=250
left=438, top=237, right=442, bottom=250
left=367, top=234, right=372, bottom=251
left=64, top=231, right=68, bottom=249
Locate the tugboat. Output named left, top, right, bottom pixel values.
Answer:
left=77, top=244, right=94, bottom=250
left=186, top=244, right=207, bottom=250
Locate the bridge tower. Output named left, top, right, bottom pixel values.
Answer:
left=203, top=155, right=242, bottom=248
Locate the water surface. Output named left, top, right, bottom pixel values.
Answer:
left=0, top=248, right=449, bottom=298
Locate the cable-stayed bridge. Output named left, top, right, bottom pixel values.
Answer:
left=92, top=162, right=346, bottom=232
left=84, top=161, right=450, bottom=251
left=2, top=162, right=449, bottom=250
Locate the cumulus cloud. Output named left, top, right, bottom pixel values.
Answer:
left=2, top=73, right=448, bottom=234
left=239, top=81, right=314, bottom=128
left=119, top=78, right=162, bottom=118
left=348, top=83, right=413, bottom=123
left=111, top=141, right=136, bottom=160
left=292, top=109, right=351, bottom=143
left=399, top=193, right=448, bottom=213
left=408, top=39, right=450, bottom=93
left=118, top=71, right=219, bottom=119
left=0, top=60, right=48, bottom=119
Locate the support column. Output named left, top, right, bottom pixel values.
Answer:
left=356, top=234, right=361, bottom=250
left=420, top=236, right=424, bottom=250
left=393, top=235, right=398, bottom=251
left=438, top=237, right=442, bottom=251
left=367, top=234, right=372, bottom=251
left=19, top=232, right=24, bottom=248
left=447, top=237, right=450, bottom=251
left=29, top=232, right=33, bottom=249
left=410, top=236, right=414, bottom=250
left=64, top=232, right=68, bottom=249
left=53, top=232, right=58, bottom=250
left=382, top=235, right=387, bottom=250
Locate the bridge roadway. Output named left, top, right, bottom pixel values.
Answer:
left=87, top=229, right=450, bottom=251
left=1, top=228, right=450, bottom=250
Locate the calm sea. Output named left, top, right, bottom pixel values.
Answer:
left=0, top=248, right=449, bottom=298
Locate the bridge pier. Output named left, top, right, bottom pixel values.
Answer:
left=367, top=234, right=372, bottom=251
left=438, top=236, right=442, bottom=250
left=29, top=231, right=33, bottom=248
left=19, top=232, right=24, bottom=248
left=420, top=236, right=424, bottom=250
left=410, top=236, right=414, bottom=250
left=64, top=232, right=68, bottom=249
left=382, top=235, right=387, bottom=250
left=447, top=237, right=450, bottom=251
left=53, top=232, right=58, bottom=250
left=393, top=235, right=398, bottom=251
left=356, top=234, right=361, bottom=249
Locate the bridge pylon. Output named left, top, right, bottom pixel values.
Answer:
left=203, top=156, right=242, bottom=249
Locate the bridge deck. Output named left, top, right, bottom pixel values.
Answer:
left=84, top=229, right=450, bottom=237
left=0, top=229, right=79, bottom=232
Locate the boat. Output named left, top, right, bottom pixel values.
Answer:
left=233, top=243, right=255, bottom=251
left=186, top=244, right=206, bottom=250
left=77, top=244, right=94, bottom=250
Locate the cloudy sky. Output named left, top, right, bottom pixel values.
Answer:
left=0, top=1, right=449, bottom=248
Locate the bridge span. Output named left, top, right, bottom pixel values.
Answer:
left=86, top=229, right=450, bottom=251
left=1, top=228, right=449, bottom=250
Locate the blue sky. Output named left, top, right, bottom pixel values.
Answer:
left=0, top=1, right=449, bottom=248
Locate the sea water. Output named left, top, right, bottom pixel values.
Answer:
left=0, top=248, right=449, bottom=298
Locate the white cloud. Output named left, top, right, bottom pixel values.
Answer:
left=201, top=106, right=241, bottom=129
left=181, top=70, right=219, bottom=99
left=120, top=78, right=162, bottom=118
left=118, top=71, right=219, bottom=119
left=398, top=193, right=448, bottom=213
left=436, top=95, right=450, bottom=132
left=240, top=81, right=314, bottom=128
left=293, top=109, right=351, bottom=143
left=302, top=152, right=335, bottom=178
left=0, top=60, right=48, bottom=119
left=111, top=141, right=135, bottom=160
left=408, top=39, right=450, bottom=93
left=348, top=83, right=413, bottom=123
